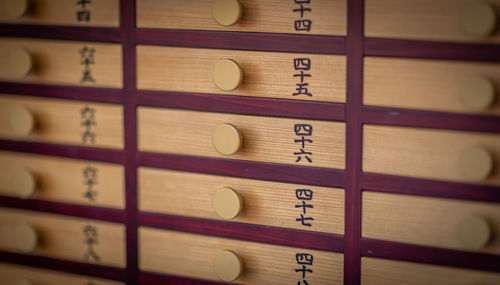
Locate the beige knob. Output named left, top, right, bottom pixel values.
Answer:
left=212, top=123, right=243, bottom=155
left=2, top=0, right=29, bottom=18
left=12, top=168, right=36, bottom=199
left=6, top=48, right=32, bottom=78
left=212, top=0, right=243, bottom=26
left=213, top=250, right=243, bottom=282
left=8, top=105, right=35, bottom=136
left=14, top=222, right=38, bottom=253
left=457, top=215, right=491, bottom=250
left=459, top=147, right=493, bottom=181
left=460, top=1, right=497, bottom=37
left=212, top=59, right=243, bottom=91
left=213, top=187, right=243, bottom=219
left=461, top=75, right=496, bottom=110
left=16, top=280, right=34, bottom=285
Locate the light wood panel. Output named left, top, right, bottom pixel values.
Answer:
left=139, top=227, right=343, bottom=284
left=138, top=168, right=344, bottom=234
left=137, top=0, right=346, bottom=36
left=0, top=151, right=124, bottom=208
left=0, top=0, right=119, bottom=27
left=0, top=95, right=124, bottom=149
left=138, top=108, right=345, bottom=169
left=364, top=57, right=500, bottom=115
left=365, top=0, right=500, bottom=43
left=0, top=38, right=122, bottom=88
left=137, top=46, right=346, bottom=103
left=0, top=207, right=126, bottom=268
left=0, top=262, right=124, bottom=285
left=361, top=257, right=500, bottom=285
left=363, top=125, right=500, bottom=185
left=362, top=192, right=500, bottom=254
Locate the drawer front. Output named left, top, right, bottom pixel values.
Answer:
left=0, top=95, right=124, bottom=149
left=137, top=0, right=346, bottom=36
left=137, top=46, right=346, bottom=103
left=363, top=125, right=500, bottom=185
left=361, top=257, right=500, bottom=285
left=0, top=38, right=122, bottom=88
left=138, top=168, right=344, bottom=234
left=0, top=151, right=124, bottom=208
left=0, top=262, right=123, bottom=285
left=138, top=108, right=345, bottom=169
left=0, top=208, right=126, bottom=267
left=364, top=57, right=500, bottom=115
left=365, top=0, right=500, bottom=43
left=139, top=227, right=343, bottom=284
left=362, top=192, right=500, bottom=254
left=0, top=0, right=119, bottom=27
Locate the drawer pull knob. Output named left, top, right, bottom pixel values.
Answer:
left=213, top=250, right=243, bottom=281
left=460, top=1, right=497, bottom=37
left=213, top=187, right=243, bottom=219
left=9, top=105, right=35, bottom=136
left=5, top=48, right=33, bottom=78
left=2, top=0, right=29, bottom=18
left=461, top=75, right=496, bottom=110
left=212, top=0, right=243, bottom=26
left=212, top=59, right=243, bottom=91
left=457, top=215, right=491, bottom=250
left=212, top=123, right=243, bottom=155
left=14, top=222, right=38, bottom=253
left=12, top=168, right=37, bottom=199
left=459, top=146, right=493, bottom=181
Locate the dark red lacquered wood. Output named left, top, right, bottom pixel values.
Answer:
left=138, top=90, right=345, bottom=121
left=140, top=272, right=224, bottom=285
left=136, top=29, right=346, bottom=54
left=361, top=238, right=500, bottom=273
left=139, top=212, right=344, bottom=253
left=0, top=24, right=121, bottom=42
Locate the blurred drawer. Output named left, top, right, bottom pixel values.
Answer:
left=137, top=0, right=346, bottom=36
left=364, top=57, right=500, bottom=115
left=0, top=95, right=123, bottom=149
left=0, top=207, right=126, bottom=268
left=0, top=151, right=124, bottom=209
left=138, top=108, right=345, bottom=169
left=139, top=168, right=344, bottom=234
left=137, top=46, right=346, bottom=103
left=0, top=0, right=119, bottom=27
left=0, top=38, right=122, bottom=88
left=363, top=192, right=500, bottom=254
left=139, top=227, right=343, bottom=284
left=0, top=262, right=123, bottom=285
left=365, top=0, right=500, bottom=43
left=361, top=257, right=500, bottom=285
left=363, top=125, right=500, bottom=185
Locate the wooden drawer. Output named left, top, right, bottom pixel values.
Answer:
left=137, top=0, right=346, bottom=36
left=0, top=38, right=122, bottom=88
left=0, top=262, right=123, bottom=285
left=138, top=108, right=345, bottom=169
left=138, top=168, right=344, bottom=235
left=0, top=95, right=123, bottom=149
left=364, top=57, right=500, bottom=115
left=137, top=46, right=346, bottom=103
left=0, top=208, right=126, bottom=268
left=0, top=151, right=124, bottom=209
left=361, top=257, right=500, bottom=285
left=363, top=125, right=500, bottom=185
left=365, top=0, right=500, bottom=43
left=0, top=0, right=119, bottom=27
left=139, top=227, right=343, bottom=284
left=362, top=192, right=500, bottom=255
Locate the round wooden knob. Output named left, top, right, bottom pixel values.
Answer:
left=12, top=168, right=36, bottom=199
left=213, top=250, right=243, bottom=282
left=457, top=215, right=491, bottom=250
left=213, top=187, right=243, bottom=219
left=2, top=0, right=29, bottom=18
left=8, top=105, right=35, bottom=136
left=6, top=48, right=32, bottom=78
left=461, top=75, right=496, bottom=110
left=212, top=123, right=243, bottom=155
left=16, top=280, right=34, bottom=285
left=14, top=222, right=38, bottom=253
left=212, top=0, right=243, bottom=26
left=212, top=59, right=243, bottom=91
left=460, top=1, right=497, bottom=37
left=459, top=147, right=493, bottom=181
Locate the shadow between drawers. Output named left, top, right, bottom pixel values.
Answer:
left=0, top=24, right=121, bottom=43
left=140, top=272, right=225, bottom=285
